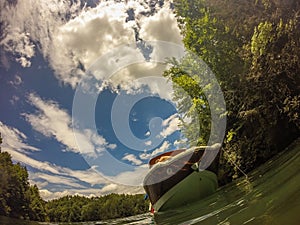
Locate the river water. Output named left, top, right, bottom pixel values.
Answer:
left=1, top=140, right=299, bottom=225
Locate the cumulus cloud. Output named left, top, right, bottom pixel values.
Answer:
left=9, top=74, right=23, bottom=87
left=139, top=140, right=171, bottom=160
left=100, top=183, right=118, bottom=193
left=49, top=1, right=138, bottom=87
left=23, top=93, right=115, bottom=156
left=109, top=63, right=174, bottom=100
left=39, top=185, right=144, bottom=201
left=122, top=154, right=143, bottom=166
left=1, top=0, right=183, bottom=93
left=145, top=140, right=152, bottom=146
left=108, top=164, right=148, bottom=186
left=9, top=95, right=20, bottom=106
left=139, top=4, right=182, bottom=44
left=38, top=189, right=99, bottom=201
left=159, top=113, right=181, bottom=138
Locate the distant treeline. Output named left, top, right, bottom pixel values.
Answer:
left=46, top=194, right=148, bottom=222
left=0, top=135, right=148, bottom=222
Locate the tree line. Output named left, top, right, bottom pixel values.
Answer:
left=46, top=193, right=148, bottom=222
left=0, top=134, right=148, bottom=222
left=164, top=0, right=300, bottom=184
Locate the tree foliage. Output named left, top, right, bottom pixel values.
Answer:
left=0, top=134, right=47, bottom=221
left=163, top=56, right=212, bottom=146
left=45, top=194, right=148, bottom=222
left=166, top=0, right=300, bottom=184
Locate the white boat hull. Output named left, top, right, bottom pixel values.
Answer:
left=153, top=170, right=218, bottom=212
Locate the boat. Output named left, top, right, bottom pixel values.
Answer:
left=143, top=145, right=220, bottom=213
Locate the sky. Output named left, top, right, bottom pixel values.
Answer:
left=0, top=0, right=190, bottom=200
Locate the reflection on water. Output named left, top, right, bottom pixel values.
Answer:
left=1, top=140, right=299, bottom=225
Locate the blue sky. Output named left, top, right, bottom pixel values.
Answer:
left=0, top=0, right=189, bottom=200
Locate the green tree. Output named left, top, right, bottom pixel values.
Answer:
left=163, top=56, right=213, bottom=146
left=45, top=193, right=148, bottom=222
left=168, top=0, right=300, bottom=184
left=26, top=185, right=47, bottom=221
left=0, top=151, right=13, bottom=216
left=0, top=134, right=46, bottom=221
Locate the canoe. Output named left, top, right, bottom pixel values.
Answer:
left=143, top=146, right=218, bottom=212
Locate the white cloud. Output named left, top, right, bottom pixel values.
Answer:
left=23, top=93, right=115, bottom=156
left=107, top=143, right=117, bottom=150
left=139, top=140, right=171, bottom=160
left=108, top=164, right=149, bottom=186
left=39, top=185, right=144, bottom=201
left=33, top=165, right=145, bottom=200
left=139, top=5, right=182, bottom=44
left=0, top=0, right=81, bottom=68
left=0, top=121, right=39, bottom=153
left=6, top=149, right=62, bottom=175
left=1, top=139, right=106, bottom=187
left=173, top=139, right=187, bottom=148
left=30, top=172, right=86, bottom=189
left=122, top=154, right=143, bottom=166
left=49, top=2, right=137, bottom=87
left=152, top=140, right=171, bottom=155
left=1, top=0, right=183, bottom=94
left=9, top=95, right=20, bottom=105
left=61, top=166, right=107, bottom=187
left=9, top=74, right=23, bottom=86
left=159, top=114, right=181, bottom=138
left=97, top=62, right=174, bottom=103
left=100, top=183, right=118, bottom=193
left=38, top=189, right=96, bottom=201
left=145, top=140, right=152, bottom=146
left=24, top=93, right=79, bottom=152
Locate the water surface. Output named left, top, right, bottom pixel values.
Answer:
left=154, top=140, right=300, bottom=224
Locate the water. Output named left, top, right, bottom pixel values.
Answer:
left=1, top=140, right=299, bottom=225
left=153, top=139, right=300, bottom=225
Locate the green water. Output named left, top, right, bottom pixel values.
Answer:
left=1, top=140, right=299, bottom=225
left=154, top=139, right=300, bottom=225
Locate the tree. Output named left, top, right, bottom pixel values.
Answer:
left=44, top=193, right=148, bottom=222
left=0, top=134, right=46, bottom=221
left=167, top=0, right=300, bottom=184
left=26, top=185, right=47, bottom=221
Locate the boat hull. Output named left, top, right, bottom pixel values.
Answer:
left=143, top=149, right=205, bottom=207
left=152, top=170, right=218, bottom=212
